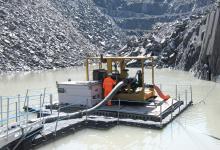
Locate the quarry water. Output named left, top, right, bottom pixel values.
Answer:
left=0, top=67, right=220, bottom=150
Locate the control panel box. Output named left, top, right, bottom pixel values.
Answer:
left=57, top=81, right=102, bottom=107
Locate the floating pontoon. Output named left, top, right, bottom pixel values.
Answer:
left=0, top=56, right=192, bottom=150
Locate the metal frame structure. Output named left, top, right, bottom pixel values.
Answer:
left=85, top=56, right=155, bottom=101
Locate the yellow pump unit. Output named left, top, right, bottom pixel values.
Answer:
left=85, top=56, right=156, bottom=101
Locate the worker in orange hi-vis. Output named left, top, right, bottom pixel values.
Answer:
left=103, top=73, right=116, bottom=106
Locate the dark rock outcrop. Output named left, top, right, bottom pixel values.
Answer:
left=193, top=6, right=220, bottom=81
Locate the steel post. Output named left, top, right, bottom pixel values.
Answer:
left=24, top=89, right=29, bottom=107
left=178, top=94, right=181, bottom=113
left=40, top=94, right=42, bottom=119
left=185, top=90, right=188, bottom=105
left=0, top=96, right=3, bottom=127
left=54, top=107, right=60, bottom=136
left=171, top=98, right=173, bottom=119
left=18, top=95, right=21, bottom=125
left=50, top=94, right=53, bottom=114
left=190, top=85, right=193, bottom=102
left=7, top=98, right=9, bottom=140
left=118, top=99, right=121, bottom=125
left=42, top=88, right=46, bottom=107
left=86, top=99, right=88, bottom=121
left=160, top=103, right=162, bottom=125
left=26, top=96, right=29, bottom=123
left=15, top=102, right=18, bottom=123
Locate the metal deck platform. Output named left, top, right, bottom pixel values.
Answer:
left=0, top=84, right=193, bottom=150
left=94, top=97, right=184, bottom=122
left=31, top=98, right=192, bottom=150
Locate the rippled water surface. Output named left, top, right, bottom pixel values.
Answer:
left=0, top=67, right=220, bottom=150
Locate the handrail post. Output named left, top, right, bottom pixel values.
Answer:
left=86, top=99, right=88, bottom=121
left=26, top=96, right=29, bottom=123
left=160, top=102, right=162, bottom=126
left=118, top=99, right=120, bottom=125
left=42, top=88, right=46, bottom=107
left=171, top=98, right=173, bottom=119
left=54, top=107, right=60, bottom=136
left=0, top=96, right=3, bottom=127
left=15, top=102, right=18, bottom=123
left=7, top=98, right=9, bottom=140
left=18, top=95, right=21, bottom=126
left=178, top=94, right=181, bottom=113
left=40, top=94, right=42, bottom=119
left=185, top=90, right=188, bottom=105
left=50, top=94, right=53, bottom=114
left=190, top=85, right=193, bottom=103
left=23, top=89, right=29, bottom=107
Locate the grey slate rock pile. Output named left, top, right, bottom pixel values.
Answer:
left=0, top=0, right=219, bottom=82
left=0, top=0, right=123, bottom=72
left=51, top=0, right=123, bottom=51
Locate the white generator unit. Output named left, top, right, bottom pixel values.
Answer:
left=57, top=81, right=102, bottom=107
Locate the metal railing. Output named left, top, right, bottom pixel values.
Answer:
left=53, top=103, right=88, bottom=136
left=52, top=83, right=193, bottom=132
left=156, top=84, right=193, bottom=125
left=0, top=88, right=52, bottom=141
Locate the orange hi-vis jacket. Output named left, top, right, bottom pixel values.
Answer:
left=103, top=77, right=116, bottom=97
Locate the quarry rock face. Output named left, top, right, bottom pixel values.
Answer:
left=120, top=5, right=220, bottom=82
left=0, top=0, right=219, bottom=82
left=193, top=6, right=220, bottom=81
left=93, top=0, right=214, bottom=34
left=0, top=0, right=123, bottom=72
left=119, top=15, right=206, bottom=68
